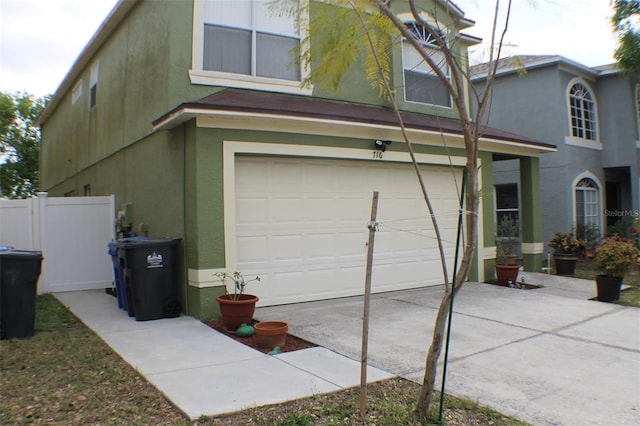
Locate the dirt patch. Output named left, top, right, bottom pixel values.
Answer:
left=202, top=318, right=316, bottom=353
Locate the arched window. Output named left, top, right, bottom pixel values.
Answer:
left=402, top=22, right=451, bottom=107
left=569, top=82, right=598, bottom=141
left=575, top=178, right=599, bottom=233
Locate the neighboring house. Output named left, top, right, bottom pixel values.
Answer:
left=472, top=55, right=640, bottom=258
left=37, top=0, right=554, bottom=319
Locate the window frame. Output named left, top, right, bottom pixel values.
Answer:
left=401, top=21, right=452, bottom=108
left=564, top=78, right=601, bottom=150
left=190, top=0, right=311, bottom=95
left=89, top=61, right=99, bottom=109
left=72, top=80, right=83, bottom=105
left=572, top=173, right=603, bottom=236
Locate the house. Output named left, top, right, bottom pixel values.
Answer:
left=37, top=0, right=554, bottom=319
left=472, top=55, right=640, bottom=254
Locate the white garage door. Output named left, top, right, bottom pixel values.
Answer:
left=235, top=156, right=462, bottom=306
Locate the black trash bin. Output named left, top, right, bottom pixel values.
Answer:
left=0, top=248, right=43, bottom=339
left=115, top=238, right=182, bottom=321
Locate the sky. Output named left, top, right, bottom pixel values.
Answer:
left=0, top=0, right=618, bottom=99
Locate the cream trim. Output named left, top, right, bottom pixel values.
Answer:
left=154, top=106, right=555, bottom=156
left=222, top=141, right=468, bottom=272
left=188, top=268, right=227, bottom=289
left=521, top=242, right=544, bottom=254
left=154, top=110, right=556, bottom=157
left=565, top=136, right=603, bottom=151
left=481, top=246, right=497, bottom=260
left=188, top=70, right=312, bottom=95
left=571, top=171, right=604, bottom=236
left=636, top=140, right=640, bottom=149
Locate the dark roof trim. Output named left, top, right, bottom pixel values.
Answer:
left=470, top=55, right=617, bottom=81
left=153, top=89, right=555, bottom=153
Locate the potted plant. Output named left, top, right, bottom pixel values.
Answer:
left=495, top=215, right=521, bottom=285
left=254, top=320, right=289, bottom=350
left=215, top=271, right=261, bottom=332
left=594, top=236, right=639, bottom=302
left=548, top=231, right=585, bottom=276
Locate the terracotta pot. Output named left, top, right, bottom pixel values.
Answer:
left=553, top=253, right=578, bottom=276
left=254, top=320, right=288, bottom=349
left=595, top=275, right=623, bottom=302
left=216, top=294, right=259, bottom=332
left=495, top=264, right=520, bottom=286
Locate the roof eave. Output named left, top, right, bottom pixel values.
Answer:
left=153, top=106, right=556, bottom=157
left=36, top=0, right=137, bottom=126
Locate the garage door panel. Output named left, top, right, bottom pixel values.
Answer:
left=269, top=161, right=305, bottom=191
left=271, top=198, right=303, bottom=223
left=237, top=236, right=268, bottom=262
left=236, top=159, right=268, bottom=190
left=235, top=156, right=461, bottom=306
left=336, top=164, right=367, bottom=191
left=304, top=198, right=335, bottom=222
left=236, top=197, right=268, bottom=224
left=272, top=235, right=303, bottom=261
left=335, top=232, right=367, bottom=256
left=303, top=233, right=336, bottom=258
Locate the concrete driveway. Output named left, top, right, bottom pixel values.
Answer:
left=256, top=273, right=640, bottom=426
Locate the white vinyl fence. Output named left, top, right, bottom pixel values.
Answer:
left=0, top=192, right=115, bottom=294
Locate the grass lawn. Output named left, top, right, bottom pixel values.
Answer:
left=1, top=294, right=532, bottom=425
left=574, top=258, right=640, bottom=307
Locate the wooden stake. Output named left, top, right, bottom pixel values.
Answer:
left=360, top=191, right=379, bottom=416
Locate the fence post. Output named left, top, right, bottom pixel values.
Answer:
left=36, top=192, right=49, bottom=292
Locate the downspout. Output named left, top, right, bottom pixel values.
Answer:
left=182, top=123, right=189, bottom=315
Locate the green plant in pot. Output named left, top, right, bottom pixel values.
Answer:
left=495, top=215, right=521, bottom=285
left=214, top=271, right=261, bottom=332
left=548, top=231, right=585, bottom=276
left=594, top=236, right=639, bottom=302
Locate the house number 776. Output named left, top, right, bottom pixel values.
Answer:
left=372, top=151, right=383, bottom=159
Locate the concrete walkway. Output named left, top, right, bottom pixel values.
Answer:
left=55, top=272, right=640, bottom=425
left=54, top=290, right=393, bottom=420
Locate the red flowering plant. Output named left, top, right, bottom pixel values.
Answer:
left=595, top=235, right=639, bottom=278
left=548, top=232, right=586, bottom=255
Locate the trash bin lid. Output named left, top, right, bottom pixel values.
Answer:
left=115, top=237, right=181, bottom=249
left=0, top=249, right=43, bottom=260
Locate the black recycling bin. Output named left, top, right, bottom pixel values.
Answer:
left=0, top=249, right=43, bottom=339
left=115, top=238, right=182, bottom=321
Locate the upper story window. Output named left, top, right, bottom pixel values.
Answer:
left=568, top=82, right=597, bottom=141
left=200, top=0, right=300, bottom=82
left=90, top=62, right=99, bottom=109
left=72, top=80, right=83, bottom=105
left=402, top=22, right=451, bottom=108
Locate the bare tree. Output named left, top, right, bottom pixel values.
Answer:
left=276, top=0, right=513, bottom=417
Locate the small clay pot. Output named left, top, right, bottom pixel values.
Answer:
left=253, top=321, right=288, bottom=349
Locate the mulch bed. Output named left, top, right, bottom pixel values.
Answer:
left=202, top=318, right=316, bottom=354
